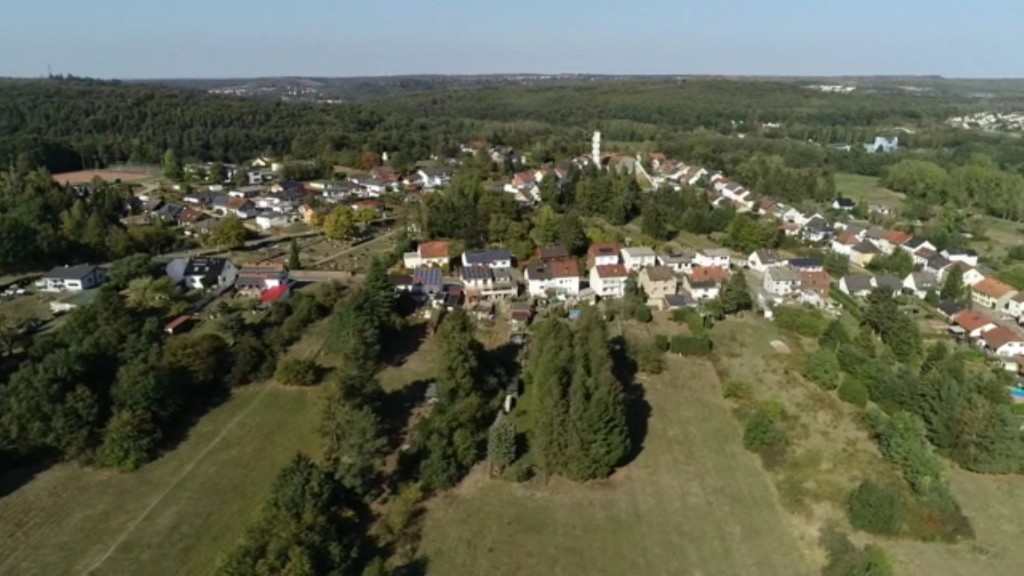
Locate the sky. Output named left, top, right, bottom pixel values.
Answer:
left=1, top=0, right=1019, bottom=79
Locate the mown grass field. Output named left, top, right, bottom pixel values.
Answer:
left=0, top=382, right=321, bottom=576
left=834, top=172, right=905, bottom=207
left=418, top=349, right=814, bottom=576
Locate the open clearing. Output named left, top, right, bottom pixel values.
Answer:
left=418, top=351, right=813, bottom=576
left=52, top=169, right=158, bottom=185
left=834, top=172, right=904, bottom=207
left=0, top=383, right=320, bottom=576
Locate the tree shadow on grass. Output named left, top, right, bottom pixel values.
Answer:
left=0, top=456, right=54, bottom=500
left=382, top=322, right=429, bottom=368
left=609, top=335, right=651, bottom=468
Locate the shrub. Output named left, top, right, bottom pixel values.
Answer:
left=847, top=479, right=904, bottom=535
left=274, top=358, right=322, bottom=387
left=502, top=456, right=535, bottom=483
left=669, top=333, right=713, bottom=356
left=723, top=379, right=751, bottom=401
left=803, top=348, right=841, bottom=390
left=634, top=341, right=666, bottom=375
left=838, top=379, right=869, bottom=408
left=653, top=333, right=670, bottom=351
left=773, top=306, right=829, bottom=338
left=634, top=305, right=653, bottom=323
left=743, top=403, right=788, bottom=468
left=820, top=526, right=894, bottom=576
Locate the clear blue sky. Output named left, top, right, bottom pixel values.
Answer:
left=1, top=0, right=1018, bottom=78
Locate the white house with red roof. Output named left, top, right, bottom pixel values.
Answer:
left=589, top=264, right=628, bottom=299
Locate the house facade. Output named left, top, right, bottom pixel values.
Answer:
left=38, top=265, right=107, bottom=292
left=589, top=264, right=628, bottom=299
left=404, top=240, right=450, bottom=269
left=587, top=242, right=621, bottom=267
left=747, top=250, right=783, bottom=272
left=621, top=247, right=658, bottom=271
left=525, top=259, right=582, bottom=298
left=694, top=248, right=731, bottom=269
left=639, top=266, right=677, bottom=303
left=166, top=257, right=239, bottom=290
left=763, top=266, right=800, bottom=296
left=657, top=252, right=694, bottom=274
left=972, top=277, right=1017, bottom=310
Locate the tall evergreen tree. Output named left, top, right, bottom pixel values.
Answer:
left=524, top=319, right=574, bottom=476
left=287, top=238, right=302, bottom=270
left=487, top=412, right=517, bottom=475
left=940, top=265, right=965, bottom=301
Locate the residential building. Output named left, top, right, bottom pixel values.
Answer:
left=910, top=247, right=936, bottom=268
left=925, top=255, right=952, bottom=278
left=831, top=198, right=856, bottom=211
left=657, top=251, right=695, bottom=274
left=903, top=272, right=939, bottom=299
left=235, top=263, right=289, bottom=296
left=683, top=266, right=729, bottom=301
left=952, top=309, right=998, bottom=338
left=662, top=294, right=692, bottom=310
left=260, top=284, right=292, bottom=305
left=800, top=270, right=832, bottom=298
left=802, top=216, right=834, bottom=242
left=535, top=246, right=570, bottom=263
left=589, top=264, right=628, bottom=299
left=901, top=237, right=936, bottom=255
left=872, top=274, right=903, bottom=295
left=972, top=277, right=1017, bottom=310
left=621, top=247, right=658, bottom=271
left=747, top=250, right=783, bottom=272
left=936, top=299, right=969, bottom=320
left=413, top=267, right=444, bottom=294
left=255, top=213, right=293, bottom=230
left=788, top=258, right=825, bottom=273
left=763, top=266, right=800, bottom=296
left=403, top=240, right=450, bottom=269
left=38, top=265, right=107, bottom=293
left=1006, top=292, right=1024, bottom=319
left=945, top=262, right=986, bottom=286
left=849, top=240, right=881, bottom=266
left=525, top=259, right=582, bottom=298
left=839, top=274, right=873, bottom=298
left=587, top=242, right=621, bottom=268
left=941, top=248, right=979, bottom=267
left=980, top=326, right=1024, bottom=357
left=694, top=248, right=731, bottom=269
left=462, top=248, right=513, bottom=269
left=639, top=266, right=678, bottom=305
left=877, top=229, right=912, bottom=255
left=830, top=233, right=859, bottom=257
left=166, top=257, right=238, bottom=290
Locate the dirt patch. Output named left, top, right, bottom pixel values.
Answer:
left=52, top=170, right=157, bottom=184
left=770, top=340, right=792, bottom=354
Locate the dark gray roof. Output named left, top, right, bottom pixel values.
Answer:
left=874, top=274, right=902, bottom=291
left=767, top=267, right=800, bottom=282
left=664, top=294, right=691, bottom=308
left=804, top=216, right=830, bottom=230
left=902, top=237, right=928, bottom=249
left=842, top=274, right=873, bottom=292
left=461, top=266, right=493, bottom=281
left=413, top=267, right=443, bottom=287
left=937, top=299, right=968, bottom=317
left=834, top=198, right=856, bottom=207
left=184, top=257, right=228, bottom=278
left=852, top=240, right=880, bottom=254
left=789, top=258, right=823, bottom=269
left=44, top=264, right=102, bottom=281
left=463, top=248, right=513, bottom=266
left=909, top=272, right=938, bottom=289
left=927, top=255, right=951, bottom=270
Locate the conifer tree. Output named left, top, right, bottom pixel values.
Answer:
left=287, top=238, right=302, bottom=270
left=524, top=319, right=574, bottom=476
left=487, top=412, right=517, bottom=475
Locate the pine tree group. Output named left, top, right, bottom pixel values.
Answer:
left=524, top=309, right=630, bottom=481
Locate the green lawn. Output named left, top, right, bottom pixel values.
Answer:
left=835, top=172, right=904, bottom=207
left=418, top=353, right=814, bottom=576
left=0, top=383, right=321, bottom=576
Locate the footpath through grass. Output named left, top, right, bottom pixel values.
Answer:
left=418, top=352, right=813, bottom=576
left=0, top=383, right=320, bottom=576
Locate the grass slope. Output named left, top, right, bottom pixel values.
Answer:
left=418, top=354, right=813, bottom=576
left=834, top=172, right=904, bottom=207
left=0, top=383, right=320, bottom=576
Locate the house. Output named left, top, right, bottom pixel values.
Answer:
left=910, top=247, right=936, bottom=268
left=535, top=246, right=570, bottom=263
left=221, top=197, right=257, bottom=219
left=255, top=213, right=293, bottom=230
left=587, top=242, right=621, bottom=267
left=694, top=248, right=731, bottom=269
left=800, top=270, right=832, bottom=297
left=166, top=257, right=238, bottom=291
left=936, top=299, right=969, bottom=320
left=388, top=274, right=415, bottom=293
left=869, top=204, right=895, bottom=217
left=952, top=309, right=998, bottom=338
left=872, top=274, right=903, bottom=295
left=865, top=136, right=899, bottom=153
left=788, top=258, right=825, bottom=273
left=877, top=230, right=912, bottom=255
left=235, top=263, right=289, bottom=296
left=849, top=240, right=881, bottom=266
left=38, top=265, right=107, bottom=293
left=462, top=266, right=517, bottom=300
left=404, top=240, right=450, bottom=269
left=831, top=198, right=857, bottom=211
left=410, top=167, right=452, bottom=190
left=639, top=266, right=678, bottom=306
left=683, top=266, right=728, bottom=301
left=662, top=294, right=692, bottom=310
left=525, top=259, right=582, bottom=298
left=413, top=267, right=444, bottom=294
left=831, top=232, right=859, bottom=257
left=945, top=262, right=986, bottom=286
left=941, top=248, right=979, bottom=267
left=802, top=216, right=834, bottom=242
left=747, top=250, right=783, bottom=272
left=589, top=264, right=629, bottom=299
left=460, top=266, right=494, bottom=291
left=901, top=237, right=936, bottom=256
left=839, top=274, right=874, bottom=298
left=509, top=302, right=533, bottom=331
left=763, top=266, right=800, bottom=296
left=1006, top=292, right=1024, bottom=319
left=973, top=277, right=1017, bottom=310
left=903, top=272, right=939, bottom=299
left=621, top=247, right=658, bottom=271
left=462, top=248, right=513, bottom=269
left=657, top=251, right=695, bottom=274
left=979, top=326, right=1024, bottom=357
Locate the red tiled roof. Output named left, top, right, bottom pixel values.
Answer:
left=595, top=264, right=627, bottom=278
left=883, top=230, right=912, bottom=245
left=974, top=277, right=1015, bottom=299
left=953, top=309, right=995, bottom=332
left=419, top=241, right=449, bottom=260
left=801, top=270, right=831, bottom=292
left=689, top=266, right=729, bottom=283
left=982, top=326, right=1024, bottom=349
left=549, top=259, right=580, bottom=279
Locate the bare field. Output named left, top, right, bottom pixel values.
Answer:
left=52, top=170, right=158, bottom=185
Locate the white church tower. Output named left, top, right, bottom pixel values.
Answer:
left=591, top=131, right=602, bottom=166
